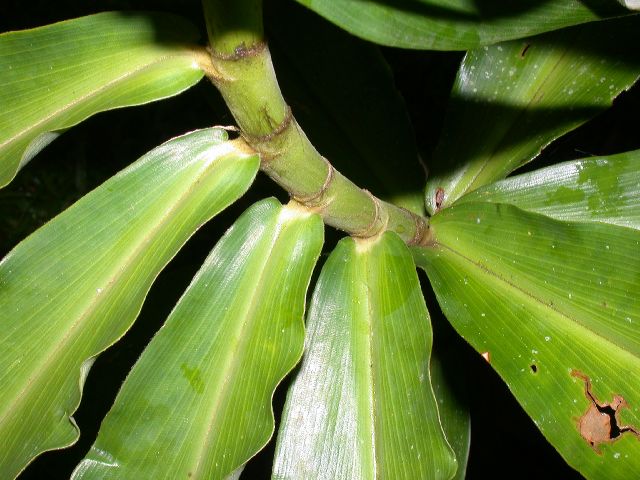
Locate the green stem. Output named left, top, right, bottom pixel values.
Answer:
left=201, top=0, right=430, bottom=245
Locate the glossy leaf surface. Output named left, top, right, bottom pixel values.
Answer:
left=274, top=232, right=456, bottom=479
left=457, top=150, right=640, bottom=230
left=268, top=0, right=424, bottom=214
left=413, top=202, right=640, bottom=479
left=425, top=18, right=640, bottom=213
left=73, top=199, right=323, bottom=479
left=294, top=0, right=628, bottom=50
left=0, top=128, right=258, bottom=477
left=0, top=12, right=207, bottom=188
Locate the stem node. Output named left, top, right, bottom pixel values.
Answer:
left=202, top=0, right=430, bottom=245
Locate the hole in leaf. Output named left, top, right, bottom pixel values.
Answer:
left=530, top=364, right=538, bottom=373
left=570, top=369, right=640, bottom=454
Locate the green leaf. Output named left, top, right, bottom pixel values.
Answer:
left=0, top=128, right=258, bottom=478
left=294, top=0, right=629, bottom=50
left=268, top=0, right=424, bottom=214
left=456, top=149, right=640, bottom=230
left=413, top=202, right=640, bottom=479
left=430, top=349, right=470, bottom=480
left=73, top=198, right=323, bottom=479
left=274, top=232, right=456, bottom=479
left=424, top=17, right=640, bottom=213
left=0, top=12, right=207, bottom=188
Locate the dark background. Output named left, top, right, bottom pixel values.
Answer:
left=2, top=1, right=639, bottom=479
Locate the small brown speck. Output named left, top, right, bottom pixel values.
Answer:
left=435, top=188, right=445, bottom=211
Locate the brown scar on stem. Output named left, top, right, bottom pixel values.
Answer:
left=208, top=41, right=267, bottom=61
left=570, top=369, right=640, bottom=454
left=247, top=105, right=293, bottom=144
left=242, top=105, right=294, bottom=164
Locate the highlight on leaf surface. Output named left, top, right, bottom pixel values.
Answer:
left=274, top=232, right=457, bottom=480
left=0, top=128, right=258, bottom=478
left=0, top=11, right=208, bottom=188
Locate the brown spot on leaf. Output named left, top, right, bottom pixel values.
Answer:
left=571, top=369, right=640, bottom=454
left=435, top=188, right=445, bottom=211
left=520, top=43, right=531, bottom=58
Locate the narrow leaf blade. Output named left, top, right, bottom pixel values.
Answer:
left=425, top=17, right=640, bottom=213
left=294, top=0, right=628, bottom=50
left=0, top=12, right=207, bottom=187
left=73, top=198, right=323, bottom=479
left=0, top=128, right=258, bottom=477
left=413, top=202, right=640, bottom=479
left=456, top=149, right=640, bottom=230
left=274, top=233, right=456, bottom=479
left=430, top=349, right=470, bottom=480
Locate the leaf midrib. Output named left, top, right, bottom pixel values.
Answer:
left=435, top=242, right=638, bottom=362
left=189, top=212, right=287, bottom=479
left=360, top=249, right=379, bottom=480
left=461, top=45, right=569, bottom=198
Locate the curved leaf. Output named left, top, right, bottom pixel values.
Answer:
left=0, top=128, right=258, bottom=478
left=294, top=0, right=629, bottom=50
left=424, top=17, right=640, bottom=213
left=73, top=198, right=323, bottom=479
left=273, top=232, right=456, bottom=480
left=413, top=202, right=640, bottom=479
left=456, top=149, right=640, bottom=230
left=0, top=12, right=207, bottom=188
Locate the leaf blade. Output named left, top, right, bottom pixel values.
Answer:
left=430, top=347, right=470, bottom=480
left=413, top=202, right=640, bottom=479
left=73, top=199, right=323, bottom=479
left=0, top=12, right=207, bottom=187
left=274, top=232, right=456, bottom=479
left=424, top=17, right=640, bottom=213
left=456, top=149, right=640, bottom=230
left=294, top=0, right=629, bottom=50
left=0, top=128, right=258, bottom=478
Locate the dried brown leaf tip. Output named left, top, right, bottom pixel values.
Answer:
left=571, top=369, right=640, bottom=454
